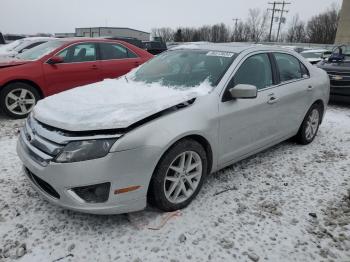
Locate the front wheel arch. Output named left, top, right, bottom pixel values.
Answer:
left=147, top=135, right=213, bottom=206
left=3, top=80, right=43, bottom=99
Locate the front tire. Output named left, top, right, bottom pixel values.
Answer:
left=0, top=82, right=40, bottom=119
left=149, top=139, right=207, bottom=212
left=296, top=104, right=322, bottom=145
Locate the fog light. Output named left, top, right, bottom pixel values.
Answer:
left=71, top=182, right=110, bottom=203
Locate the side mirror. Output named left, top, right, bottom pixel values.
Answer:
left=47, top=56, right=64, bottom=65
left=229, top=84, right=258, bottom=99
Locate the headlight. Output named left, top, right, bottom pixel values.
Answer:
left=55, top=139, right=117, bottom=163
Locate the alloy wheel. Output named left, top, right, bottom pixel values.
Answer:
left=164, top=151, right=203, bottom=204
left=305, top=109, right=320, bottom=141
left=5, top=88, right=36, bottom=116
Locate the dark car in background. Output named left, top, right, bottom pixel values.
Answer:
left=0, top=33, right=5, bottom=45
left=143, top=39, right=167, bottom=55
left=317, top=45, right=350, bottom=102
left=104, top=36, right=145, bottom=49
left=105, top=36, right=167, bottom=55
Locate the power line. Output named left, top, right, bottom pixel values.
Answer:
left=276, top=1, right=290, bottom=42
left=232, top=18, right=240, bottom=41
left=268, top=2, right=277, bottom=42
left=268, top=1, right=291, bottom=42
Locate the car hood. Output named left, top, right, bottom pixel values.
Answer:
left=33, top=77, right=212, bottom=132
left=317, top=61, right=350, bottom=72
left=0, top=57, right=32, bottom=68
left=307, top=58, right=322, bottom=63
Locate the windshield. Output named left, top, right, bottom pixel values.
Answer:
left=16, top=40, right=66, bottom=61
left=131, top=50, right=236, bottom=88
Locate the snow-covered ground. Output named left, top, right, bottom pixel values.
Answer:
left=0, top=104, right=350, bottom=262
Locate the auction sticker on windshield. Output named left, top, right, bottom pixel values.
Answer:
left=206, top=51, right=234, bottom=57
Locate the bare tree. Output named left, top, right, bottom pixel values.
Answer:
left=232, top=21, right=251, bottom=42
left=286, top=15, right=306, bottom=43
left=246, top=8, right=269, bottom=42
left=152, top=4, right=339, bottom=45
left=306, top=6, right=339, bottom=44
left=211, top=23, right=229, bottom=42
left=151, top=27, right=174, bottom=42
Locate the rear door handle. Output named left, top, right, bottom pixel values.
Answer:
left=134, top=61, right=141, bottom=66
left=91, top=64, right=98, bottom=70
left=267, top=96, right=279, bottom=104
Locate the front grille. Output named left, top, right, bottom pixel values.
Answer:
left=19, top=135, right=48, bottom=166
left=327, top=71, right=350, bottom=77
left=26, top=168, right=60, bottom=199
left=24, top=117, right=64, bottom=157
left=326, top=71, right=350, bottom=88
left=330, top=80, right=350, bottom=87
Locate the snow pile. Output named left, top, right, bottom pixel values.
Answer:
left=0, top=105, right=350, bottom=261
left=169, top=44, right=202, bottom=50
left=0, top=40, right=22, bottom=55
left=33, top=77, right=212, bottom=131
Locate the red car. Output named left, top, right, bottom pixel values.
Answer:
left=0, top=38, right=153, bottom=118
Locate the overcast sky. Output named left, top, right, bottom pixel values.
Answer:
left=0, top=0, right=342, bottom=35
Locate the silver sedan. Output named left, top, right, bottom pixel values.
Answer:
left=17, top=44, right=330, bottom=214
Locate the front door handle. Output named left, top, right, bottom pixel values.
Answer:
left=90, top=64, right=98, bottom=70
left=267, top=96, right=279, bottom=104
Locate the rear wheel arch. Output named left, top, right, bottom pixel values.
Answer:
left=313, top=99, right=325, bottom=122
left=296, top=102, right=323, bottom=144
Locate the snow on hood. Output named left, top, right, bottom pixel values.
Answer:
left=33, top=77, right=212, bottom=131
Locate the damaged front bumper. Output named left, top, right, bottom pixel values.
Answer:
left=16, top=116, right=162, bottom=214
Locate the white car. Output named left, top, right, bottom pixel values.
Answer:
left=301, top=49, right=332, bottom=64
left=0, top=37, right=55, bottom=58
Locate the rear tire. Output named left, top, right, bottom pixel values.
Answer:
left=149, top=139, right=207, bottom=212
left=0, top=82, right=40, bottom=119
left=296, top=104, right=322, bottom=145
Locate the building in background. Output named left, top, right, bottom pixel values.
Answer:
left=75, top=27, right=150, bottom=41
left=54, top=33, right=76, bottom=38
left=335, top=0, right=350, bottom=44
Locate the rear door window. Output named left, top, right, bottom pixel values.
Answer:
left=99, top=43, right=138, bottom=60
left=274, top=53, right=303, bottom=82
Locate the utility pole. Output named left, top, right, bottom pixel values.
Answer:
left=268, top=2, right=276, bottom=42
left=232, top=18, right=240, bottom=42
left=268, top=1, right=291, bottom=42
left=276, top=1, right=290, bottom=42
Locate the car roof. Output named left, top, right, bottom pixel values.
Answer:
left=21, top=37, right=57, bottom=42
left=55, top=37, right=130, bottom=43
left=170, top=42, right=294, bottom=54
